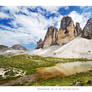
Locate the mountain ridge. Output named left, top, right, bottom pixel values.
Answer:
left=36, top=16, right=92, bottom=49
left=0, top=44, right=27, bottom=51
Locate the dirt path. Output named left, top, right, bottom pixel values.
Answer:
left=1, top=74, right=37, bottom=86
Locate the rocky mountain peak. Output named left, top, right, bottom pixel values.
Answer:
left=0, top=44, right=27, bottom=51
left=10, top=44, right=27, bottom=50
left=75, top=22, right=82, bottom=36
left=82, top=18, right=92, bottom=39
left=60, top=16, right=73, bottom=30
left=43, top=26, right=58, bottom=48
left=36, top=16, right=92, bottom=49
left=57, top=16, right=75, bottom=45
left=36, top=38, right=43, bottom=49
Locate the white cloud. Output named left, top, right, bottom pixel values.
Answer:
left=0, top=6, right=63, bottom=47
left=0, top=12, right=10, bottom=18
left=0, top=6, right=92, bottom=49
left=0, top=29, right=35, bottom=46
left=41, top=6, right=60, bottom=13
left=68, top=11, right=91, bottom=29
left=64, top=6, right=69, bottom=10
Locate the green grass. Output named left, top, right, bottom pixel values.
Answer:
left=0, top=76, right=20, bottom=85
left=0, top=54, right=91, bottom=75
left=0, top=54, right=92, bottom=86
left=29, top=70, right=92, bottom=86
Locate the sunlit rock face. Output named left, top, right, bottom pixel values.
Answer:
left=56, top=16, right=75, bottom=45
left=36, top=16, right=83, bottom=48
left=43, top=26, right=58, bottom=48
left=82, top=18, right=92, bottom=39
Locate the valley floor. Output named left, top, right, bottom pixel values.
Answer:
left=0, top=54, right=92, bottom=86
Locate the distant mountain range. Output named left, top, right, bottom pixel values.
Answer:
left=0, top=44, right=27, bottom=51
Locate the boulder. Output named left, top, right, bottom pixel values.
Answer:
left=85, top=80, right=91, bottom=84
left=43, top=26, right=58, bottom=48
left=57, top=16, right=75, bottom=45
left=82, top=18, right=92, bottom=39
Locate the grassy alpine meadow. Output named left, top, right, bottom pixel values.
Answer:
left=0, top=54, right=90, bottom=74
left=0, top=54, right=92, bottom=86
left=29, top=70, right=92, bottom=86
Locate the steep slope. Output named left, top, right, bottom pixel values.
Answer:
left=30, top=37, right=92, bottom=59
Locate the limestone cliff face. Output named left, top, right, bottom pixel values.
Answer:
left=36, top=16, right=83, bottom=49
left=43, top=26, right=58, bottom=48
left=56, top=16, right=75, bottom=45
left=82, top=18, right=92, bottom=39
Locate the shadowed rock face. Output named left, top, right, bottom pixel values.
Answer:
left=60, top=16, right=72, bottom=30
left=75, top=22, right=82, bottom=37
left=82, top=18, right=92, bottom=39
left=36, top=39, right=43, bottom=49
left=43, top=26, right=58, bottom=48
left=57, top=16, right=75, bottom=45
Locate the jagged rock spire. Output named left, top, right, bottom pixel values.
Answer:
left=82, top=18, right=92, bottom=39
left=56, top=16, right=75, bottom=45
left=43, top=26, right=58, bottom=48
left=36, top=16, right=84, bottom=49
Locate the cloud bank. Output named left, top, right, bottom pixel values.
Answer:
left=0, top=6, right=92, bottom=49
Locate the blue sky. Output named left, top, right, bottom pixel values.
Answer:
left=0, top=6, right=92, bottom=50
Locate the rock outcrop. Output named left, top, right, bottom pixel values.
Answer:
left=36, top=39, right=43, bottom=49
left=43, top=26, right=58, bottom=48
left=10, top=44, right=27, bottom=50
left=56, top=16, right=75, bottom=45
left=82, top=18, right=92, bottom=39
left=36, top=16, right=83, bottom=48
left=75, top=22, right=82, bottom=36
